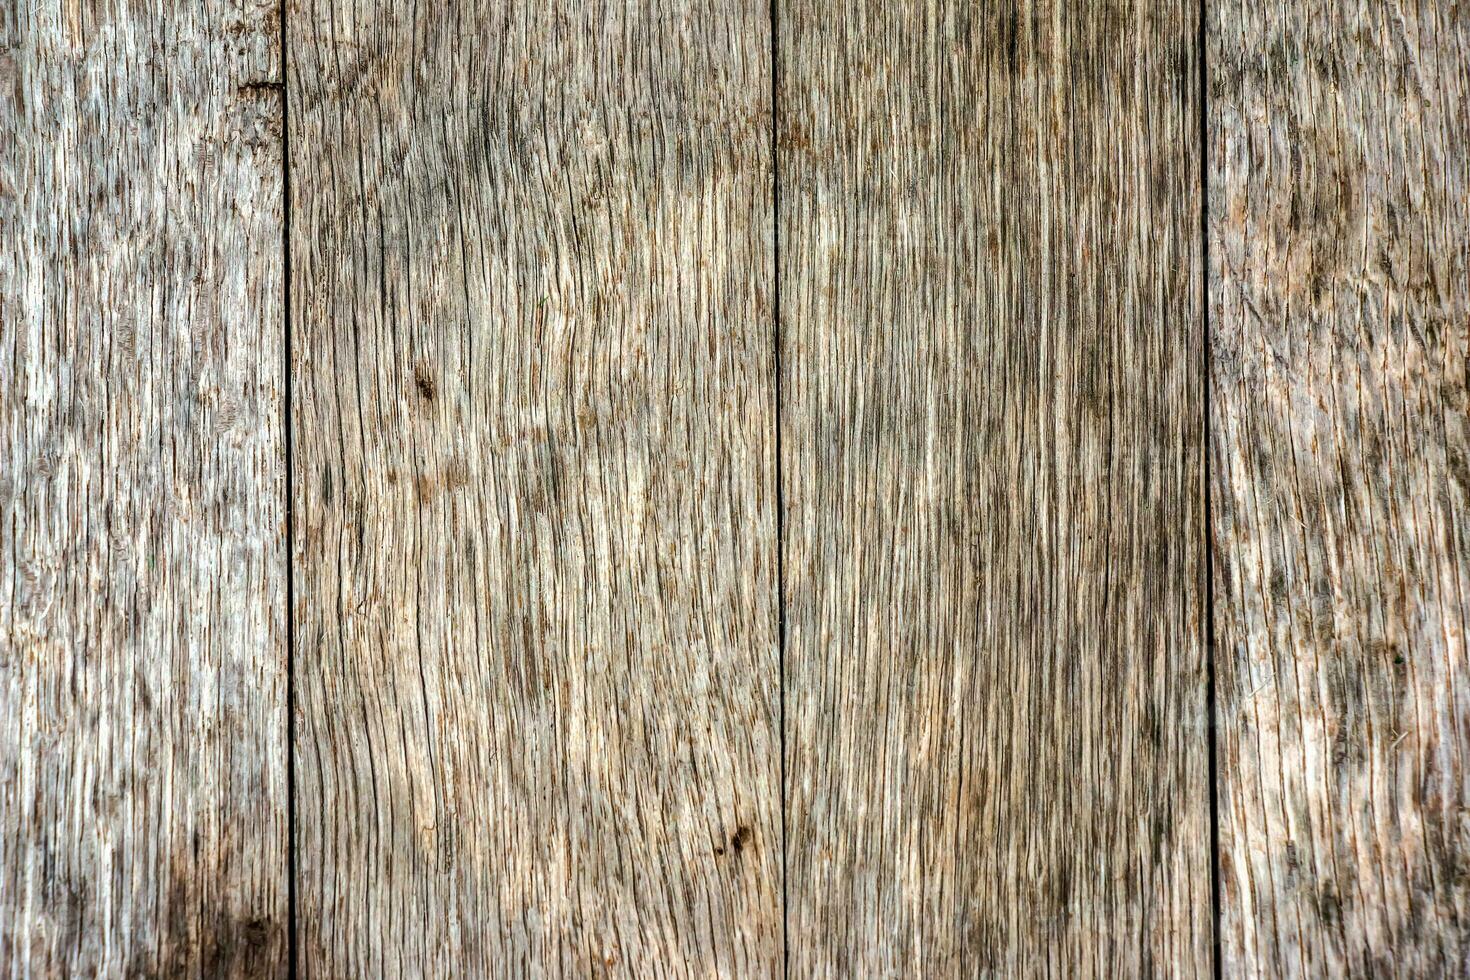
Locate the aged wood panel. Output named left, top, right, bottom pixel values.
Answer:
left=1211, top=2, right=1470, bottom=974
left=0, top=1, right=288, bottom=977
left=287, top=1, right=780, bottom=974
left=779, top=1, right=1210, bottom=974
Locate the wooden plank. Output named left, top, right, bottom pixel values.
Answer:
left=779, top=1, right=1211, bottom=973
left=1211, top=2, right=1470, bottom=974
left=0, top=2, right=288, bottom=977
left=287, top=1, right=780, bottom=974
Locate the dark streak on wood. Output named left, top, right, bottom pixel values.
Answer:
left=780, top=0, right=1211, bottom=973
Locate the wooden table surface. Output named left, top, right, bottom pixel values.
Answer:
left=3, top=1, right=1466, bottom=976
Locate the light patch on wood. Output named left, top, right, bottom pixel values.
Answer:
left=287, top=0, right=781, bottom=974
left=0, top=1, right=288, bottom=976
left=1212, top=1, right=1470, bottom=974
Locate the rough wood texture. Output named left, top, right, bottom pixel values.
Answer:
left=0, top=1, right=288, bottom=977
left=288, top=1, right=780, bottom=974
left=779, top=1, right=1210, bottom=974
left=1212, top=2, right=1470, bottom=975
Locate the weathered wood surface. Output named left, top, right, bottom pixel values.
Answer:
left=14, top=0, right=1470, bottom=972
left=0, top=1, right=289, bottom=977
left=1211, top=2, right=1470, bottom=975
left=779, top=0, right=1211, bottom=974
left=288, top=0, right=780, bottom=974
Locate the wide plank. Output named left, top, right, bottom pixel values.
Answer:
left=287, top=1, right=781, bottom=974
left=779, top=1, right=1212, bottom=973
left=1211, top=2, right=1470, bottom=974
left=0, top=1, right=289, bottom=976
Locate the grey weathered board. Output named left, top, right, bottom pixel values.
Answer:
left=0, top=1, right=289, bottom=977
left=287, top=0, right=781, bottom=974
left=778, top=0, right=1212, bottom=974
left=1211, top=1, right=1470, bottom=975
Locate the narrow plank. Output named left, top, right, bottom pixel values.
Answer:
left=780, top=1, right=1211, bottom=973
left=288, top=1, right=780, bottom=974
left=1211, top=2, right=1470, bottom=974
left=0, top=1, right=288, bottom=976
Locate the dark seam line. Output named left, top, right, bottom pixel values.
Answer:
left=1200, top=1, right=1222, bottom=977
left=280, top=1, right=299, bottom=977
left=770, top=0, right=788, bottom=977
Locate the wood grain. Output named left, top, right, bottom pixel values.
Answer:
left=1211, top=2, right=1470, bottom=974
left=0, top=1, right=288, bottom=977
left=287, top=1, right=780, bottom=974
left=779, top=1, right=1211, bottom=973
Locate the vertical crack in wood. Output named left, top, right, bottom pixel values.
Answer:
left=772, top=0, right=789, bottom=976
left=1200, top=0, right=1221, bottom=976
left=280, top=0, right=299, bottom=977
